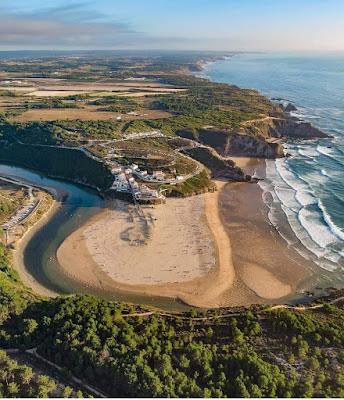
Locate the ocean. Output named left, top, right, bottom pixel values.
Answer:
left=204, top=53, right=344, bottom=279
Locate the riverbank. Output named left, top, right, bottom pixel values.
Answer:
left=12, top=193, right=61, bottom=298
left=56, top=185, right=236, bottom=308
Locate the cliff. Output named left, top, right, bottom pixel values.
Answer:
left=177, top=128, right=284, bottom=159
left=177, top=115, right=328, bottom=160
left=181, top=146, right=250, bottom=181
left=240, top=116, right=329, bottom=140
left=224, top=133, right=284, bottom=158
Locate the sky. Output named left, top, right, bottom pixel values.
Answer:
left=0, top=0, right=344, bottom=51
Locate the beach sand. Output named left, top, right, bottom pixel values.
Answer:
left=56, top=157, right=312, bottom=308
left=83, top=196, right=216, bottom=285
left=217, top=158, right=312, bottom=305
left=57, top=186, right=236, bottom=308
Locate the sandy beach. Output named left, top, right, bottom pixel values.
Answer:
left=55, top=157, right=312, bottom=308
left=57, top=185, right=236, bottom=308
left=6, top=155, right=313, bottom=308
left=83, top=196, right=216, bottom=285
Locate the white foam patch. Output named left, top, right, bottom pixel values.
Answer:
left=258, top=158, right=343, bottom=272
left=295, top=191, right=317, bottom=207
left=317, top=145, right=336, bottom=157
left=298, top=208, right=337, bottom=248
left=318, top=199, right=344, bottom=242
left=298, top=148, right=319, bottom=158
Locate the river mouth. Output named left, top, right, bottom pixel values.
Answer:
left=1, top=162, right=341, bottom=311
left=0, top=163, right=191, bottom=312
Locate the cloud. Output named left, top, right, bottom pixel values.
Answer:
left=0, top=2, right=142, bottom=49
left=0, top=4, right=219, bottom=50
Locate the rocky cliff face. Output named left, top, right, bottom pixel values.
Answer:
left=177, top=128, right=284, bottom=159
left=225, top=134, right=284, bottom=158
left=176, top=115, right=328, bottom=160
left=182, top=146, right=249, bottom=181
left=241, top=117, right=329, bottom=139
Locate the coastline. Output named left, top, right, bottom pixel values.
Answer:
left=56, top=157, right=312, bottom=308
left=218, top=159, right=312, bottom=304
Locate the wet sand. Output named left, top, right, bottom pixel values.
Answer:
left=56, top=158, right=312, bottom=308
left=218, top=159, right=312, bottom=305
left=57, top=187, right=237, bottom=308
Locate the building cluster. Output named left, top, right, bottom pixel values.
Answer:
left=130, top=163, right=184, bottom=183
left=2, top=197, right=39, bottom=231
left=123, top=130, right=164, bottom=140
left=110, top=166, right=165, bottom=203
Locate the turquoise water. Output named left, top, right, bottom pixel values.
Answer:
left=205, top=53, right=344, bottom=277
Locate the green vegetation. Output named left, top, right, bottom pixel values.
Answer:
left=90, top=96, right=139, bottom=112
left=0, top=350, right=56, bottom=398
left=0, top=90, right=18, bottom=97
left=0, top=117, right=122, bottom=144
left=163, top=169, right=215, bottom=197
left=0, top=143, right=113, bottom=190
left=0, top=244, right=36, bottom=325
left=53, top=119, right=122, bottom=140
left=182, top=147, right=246, bottom=180
left=0, top=285, right=343, bottom=397
left=0, top=349, right=86, bottom=398
left=122, top=119, right=155, bottom=133
left=24, top=99, right=82, bottom=110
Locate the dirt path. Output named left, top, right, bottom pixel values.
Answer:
left=122, top=295, right=344, bottom=320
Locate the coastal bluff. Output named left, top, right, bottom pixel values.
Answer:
left=177, top=114, right=328, bottom=159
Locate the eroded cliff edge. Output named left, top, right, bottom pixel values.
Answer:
left=177, top=114, right=329, bottom=160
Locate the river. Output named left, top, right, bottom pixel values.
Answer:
left=0, top=163, right=188, bottom=311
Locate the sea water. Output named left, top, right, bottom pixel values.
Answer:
left=204, top=53, right=344, bottom=277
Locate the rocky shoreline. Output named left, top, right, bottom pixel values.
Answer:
left=179, top=113, right=328, bottom=157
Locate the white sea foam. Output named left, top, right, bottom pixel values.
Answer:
left=318, top=199, right=344, bottom=242
left=295, top=191, right=317, bottom=207
left=298, top=208, right=337, bottom=248
left=317, top=145, right=337, bottom=157
left=260, top=158, right=343, bottom=270
left=298, top=148, right=319, bottom=158
left=274, top=187, right=299, bottom=210
left=275, top=159, right=306, bottom=192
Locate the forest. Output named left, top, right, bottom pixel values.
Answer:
left=0, top=53, right=343, bottom=397
left=0, top=240, right=343, bottom=397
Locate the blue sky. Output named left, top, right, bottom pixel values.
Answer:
left=1, top=0, right=344, bottom=51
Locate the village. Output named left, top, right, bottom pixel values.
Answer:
left=84, top=129, right=205, bottom=204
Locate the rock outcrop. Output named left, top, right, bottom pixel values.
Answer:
left=182, top=146, right=249, bottom=181
left=225, top=134, right=284, bottom=158
left=177, top=128, right=284, bottom=159
left=176, top=114, right=328, bottom=161
left=284, top=103, right=298, bottom=112
left=241, top=117, right=329, bottom=139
